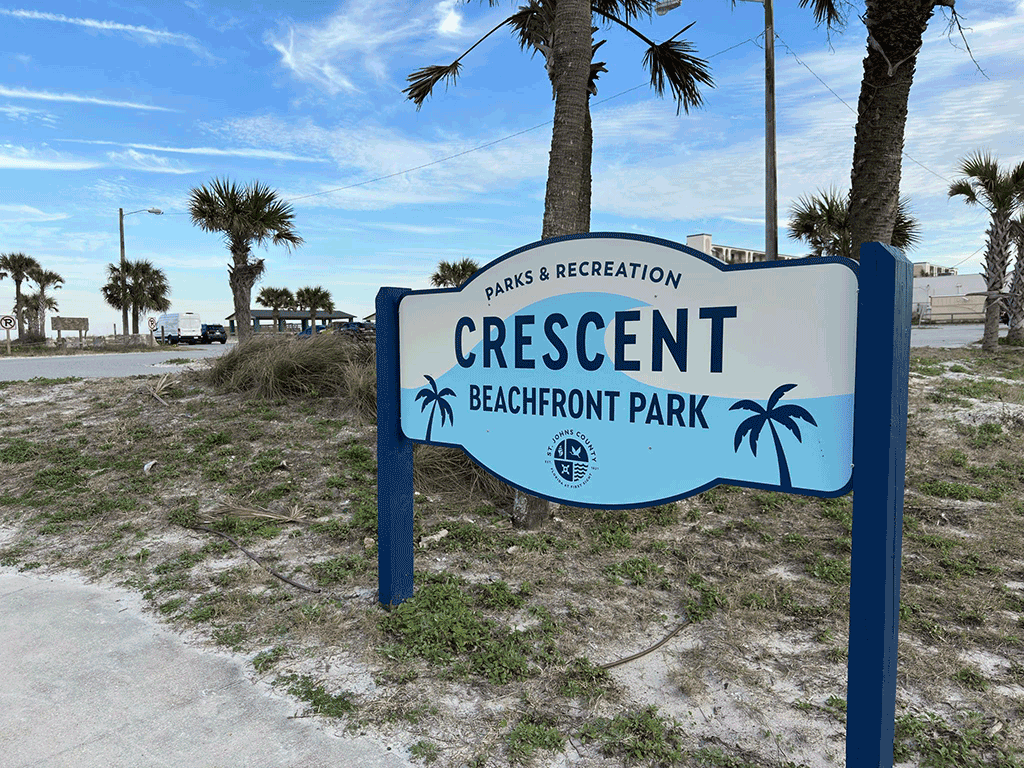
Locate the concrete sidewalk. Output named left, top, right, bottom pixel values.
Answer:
left=0, top=569, right=413, bottom=768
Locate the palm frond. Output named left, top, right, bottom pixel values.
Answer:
left=733, top=413, right=763, bottom=453
left=767, top=383, right=797, bottom=411
left=593, top=0, right=657, bottom=25
left=416, top=390, right=435, bottom=410
left=437, top=387, right=457, bottom=399
left=729, top=399, right=766, bottom=415
left=772, top=413, right=803, bottom=442
left=947, top=179, right=977, bottom=205
left=438, top=399, right=454, bottom=427
left=798, top=0, right=846, bottom=29
left=771, top=403, right=817, bottom=426
left=642, top=35, right=714, bottom=116
left=404, top=62, right=464, bottom=110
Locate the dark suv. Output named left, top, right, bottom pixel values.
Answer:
left=201, top=323, right=227, bottom=344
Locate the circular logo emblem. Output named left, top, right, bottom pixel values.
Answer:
left=148, top=317, right=158, bottom=331
left=0, top=315, right=15, bottom=331
left=547, top=431, right=597, bottom=488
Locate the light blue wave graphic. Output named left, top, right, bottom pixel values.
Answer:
left=401, top=292, right=853, bottom=506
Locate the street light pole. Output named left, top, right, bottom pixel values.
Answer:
left=657, top=0, right=778, bottom=260
left=119, top=207, right=163, bottom=336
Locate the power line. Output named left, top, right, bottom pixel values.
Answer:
left=162, top=35, right=762, bottom=215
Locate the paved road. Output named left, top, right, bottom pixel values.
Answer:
left=0, top=343, right=235, bottom=382
left=909, top=323, right=1007, bottom=348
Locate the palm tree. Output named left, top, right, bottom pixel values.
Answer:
left=406, top=0, right=714, bottom=239
left=730, top=383, right=817, bottom=492
left=101, top=260, right=171, bottom=334
left=430, top=258, right=481, bottom=288
left=848, top=0, right=963, bottom=258
left=256, top=286, right=295, bottom=333
left=415, top=375, right=456, bottom=441
left=787, top=187, right=920, bottom=260
left=0, top=252, right=42, bottom=339
left=294, top=286, right=334, bottom=334
left=187, top=177, right=304, bottom=343
left=28, top=268, right=63, bottom=338
left=948, top=151, right=1024, bottom=352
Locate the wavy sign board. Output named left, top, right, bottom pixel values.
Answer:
left=397, top=233, right=857, bottom=508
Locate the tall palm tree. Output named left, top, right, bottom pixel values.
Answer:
left=787, top=187, right=920, bottom=260
left=187, top=177, right=304, bottom=343
left=256, top=286, right=295, bottom=333
left=415, top=375, right=457, bottom=441
left=848, top=0, right=960, bottom=258
left=294, top=286, right=334, bottom=334
left=16, top=290, right=58, bottom=339
left=430, top=258, right=481, bottom=288
left=406, top=0, right=714, bottom=239
left=730, top=383, right=817, bottom=492
left=0, top=252, right=42, bottom=339
left=28, top=267, right=63, bottom=338
left=102, top=260, right=171, bottom=334
left=948, top=151, right=1024, bottom=352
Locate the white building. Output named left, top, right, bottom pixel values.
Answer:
left=913, top=273, right=986, bottom=323
left=685, top=233, right=796, bottom=264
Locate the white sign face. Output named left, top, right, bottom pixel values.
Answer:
left=148, top=317, right=158, bottom=331
left=398, top=233, right=858, bottom=508
left=0, top=315, right=14, bottom=331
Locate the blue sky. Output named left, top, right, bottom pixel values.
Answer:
left=2, top=0, right=1022, bottom=335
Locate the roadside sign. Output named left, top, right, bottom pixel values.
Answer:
left=396, top=233, right=856, bottom=508
left=376, top=234, right=913, bottom=768
left=148, top=317, right=158, bottom=331
left=0, top=315, right=15, bottom=331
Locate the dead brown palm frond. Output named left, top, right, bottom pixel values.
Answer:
left=147, top=373, right=172, bottom=406
left=404, top=63, right=463, bottom=110
left=213, top=500, right=311, bottom=524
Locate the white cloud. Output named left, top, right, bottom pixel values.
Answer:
left=0, top=204, right=68, bottom=223
left=0, top=103, right=57, bottom=126
left=53, top=139, right=327, bottom=163
left=435, top=0, right=463, bottom=36
left=0, top=144, right=101, bottom=170
left=0, top=86, right=179, bottom=112
left=0, top=8, right=215, bottom=61
left=106, top=149, right=202, bottom=175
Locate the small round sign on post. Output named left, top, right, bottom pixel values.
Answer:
left=148, top=317, right=157, bottom=331
left=1, top=314, right=15, bottom=356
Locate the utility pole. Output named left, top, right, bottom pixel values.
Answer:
left=763, top=0, right=778, bottom=260
left=119, top=208, right=127, bottom=337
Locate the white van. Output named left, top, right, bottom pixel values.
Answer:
left=155, top=312, right=202, bottom=344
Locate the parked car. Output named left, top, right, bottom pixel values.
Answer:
left=296, top=325, right=328, bottom=338
left=155, top=312, right=202, bottom=344
left=335, top=321, right=375, bottom=336
left=201, top=323, right=227, bottom=344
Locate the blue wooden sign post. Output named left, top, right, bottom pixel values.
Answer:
left=376, top=239, right=912, bottom=765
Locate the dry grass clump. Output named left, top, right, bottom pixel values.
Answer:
left=202, top=334, right=376, bottom=420
left=414, top=444, right=515, bottom=505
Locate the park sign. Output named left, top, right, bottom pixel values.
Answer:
left=378, top=235, right=913, bottom=768
left=395, top=233, right=856, bottom=508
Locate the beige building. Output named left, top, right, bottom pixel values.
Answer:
left=685, top=233, right=796, bottom=264
left=914, top=262, right=958, bottom=277
left=913, top=273, right=986, bottom=323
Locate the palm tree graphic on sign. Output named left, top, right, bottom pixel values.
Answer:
left=415, top=375, right=456, bottom=441
left=730, top=383, right=817, bottom=491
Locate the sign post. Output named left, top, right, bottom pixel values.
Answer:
left=148, top=316, right=157, bottom=345
left=376, top=235, right=911, bottom=765
left=1, top=314, right=14, bottom=355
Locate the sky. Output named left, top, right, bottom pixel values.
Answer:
left=2, top=0, right=1023, bottom=336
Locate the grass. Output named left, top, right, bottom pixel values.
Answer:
left=2, top=343, right=1023, bottom=768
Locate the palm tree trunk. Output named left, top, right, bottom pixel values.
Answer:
left=982, top=215, right=1013, bottom=351
left=230, top=249, right=257, bottom=343
left=848, top=0, right=939, bottom=260
left=512, top=0, right=593, bottom=532
left=131, top=303, right=141, bottom=335
left=578, top=99, right=593, bottom=233
left=767, top=420, right=792, bottom=490
left=541, top=0, right=591, bottom=240
left=14, top=281, right=25, bottom=340
left=1006, top=228, right=1024, bottom=344
left=272, top=308, right=281, bottom=333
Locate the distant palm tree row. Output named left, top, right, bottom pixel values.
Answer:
left=255, top=285, right=335, bottom=333
left=0, top=252, right=64, bottom=342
